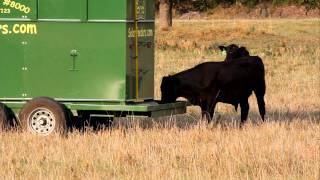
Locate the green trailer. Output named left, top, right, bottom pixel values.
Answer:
left=0, top=0, right=187, bottom=135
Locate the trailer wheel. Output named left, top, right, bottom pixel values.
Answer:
left=0, top=103, right=9, bottom=132
left=0, top=103, right=18, bottom=131
left=19, top=97, right=67, bottom=135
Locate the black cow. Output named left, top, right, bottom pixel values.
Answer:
left=161, top=51, right=265, bottom=124
left=219, top=44, right=250, bottom=62
left=219, top=44, right=252, bottom=111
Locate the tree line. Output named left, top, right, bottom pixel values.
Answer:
left=158, top=0, right=319, bottom=29
left=169, top=0, right=319, bottom=11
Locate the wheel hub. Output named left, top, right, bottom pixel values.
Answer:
left=28, top=108, right=56, bottom=135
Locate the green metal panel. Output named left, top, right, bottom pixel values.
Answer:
left=88, top=0, right=154, bottom=21
left=125, top=0, right=155, bottom=100
left=4, top=101, right=188, bottom=117
left=0, top=0, right=187, bottom=117
left=88, top=0, right=127, bottom=20
left=0, top=0, right=187, bottom=118
left=24, top=22, right=127, bottom=100
left=38, top=0, right=87, bottom=20
left=2, top=101, right=189, bottom=112
left=127, top=0, right=155, bottom=20
left=1, top=0, right=155, bottom=102
left=64, top=101, right=187, bottom=113
left=0, top=0, right=37, bottom=20
left=126, top=22, right=155, bottom=100
left=0, top=23, right=24, bottom=98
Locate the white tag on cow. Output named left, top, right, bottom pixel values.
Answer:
left=222, top=50, right=227, bottom=56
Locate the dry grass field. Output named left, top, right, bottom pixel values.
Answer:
left=1, top=19, right=320, bottom=179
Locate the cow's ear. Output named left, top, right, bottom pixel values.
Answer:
left=218, top=46, right=226, bottom=51
left=239, top=47, right=250, bottom=56
left=162, top=76, right=169, bottom=84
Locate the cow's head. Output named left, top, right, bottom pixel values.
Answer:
left=160, top=76, right=180, bottom=104
left=219, top=44, right=250, bottom=62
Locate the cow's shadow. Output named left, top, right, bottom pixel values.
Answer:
left=66, top=109, right=320, bottom=132
left=112, top=110, right=320, bottom=130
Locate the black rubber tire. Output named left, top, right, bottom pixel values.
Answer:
left=0, top=102, right=9, bottom=132
left=0, top=102, right=18, bottom=132
left=18, top=97, right=67, bottom=135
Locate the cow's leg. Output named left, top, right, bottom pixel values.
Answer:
left=208, top=102, right=217, bottom=124
left=240, top=99, right=249, bottom=124
left=200, top=101, right=209, bottom=121
left=201, top=110, right=211, bottom=122
left=208, top=89, right=221, bottom=123
left=200, top=101, right=213, bottom=123
left=202, top=111, right=211, bottom=122
left=200, top=89, right=220, bottom=123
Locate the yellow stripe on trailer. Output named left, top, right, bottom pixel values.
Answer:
left=134, top=0, right=143, bottom=102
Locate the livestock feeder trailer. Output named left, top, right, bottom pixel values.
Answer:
left=0, top=0, right=187, bottom=135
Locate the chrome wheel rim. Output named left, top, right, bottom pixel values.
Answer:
left=28, top=108, right=56, bottom=135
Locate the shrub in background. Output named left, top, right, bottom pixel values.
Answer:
left=171, top=0, right=319, bottom=14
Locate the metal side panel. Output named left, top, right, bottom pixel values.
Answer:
left=1, top=21, right=128, bottom=100
left=38, top=0, right=87, bottom=20
left=63, top=101, right=188, bottom=117
left=0, top=25, right=25, bottom=98
left=88, top=0, right=127, bottom=20
left=2, top=100, right=188, bottom=117
left=23, top=22, right=127, bottom=100
left=126, top=21, right=155, bottom=100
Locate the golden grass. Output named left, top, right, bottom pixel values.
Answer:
left=1, top=19, right=320, bottom=179
left=1, top=122, right=319, bottom=179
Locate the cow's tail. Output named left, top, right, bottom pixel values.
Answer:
left=254, top=56, right=266, bottom=121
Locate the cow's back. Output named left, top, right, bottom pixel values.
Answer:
left=217, top=56, right=265, bottom=103
left=174, top=62, right=224, bottom=91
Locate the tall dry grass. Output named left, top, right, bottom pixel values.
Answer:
left=0, top=19, right=319, bottom=179
left=0, top=121, right=319, bottom=179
